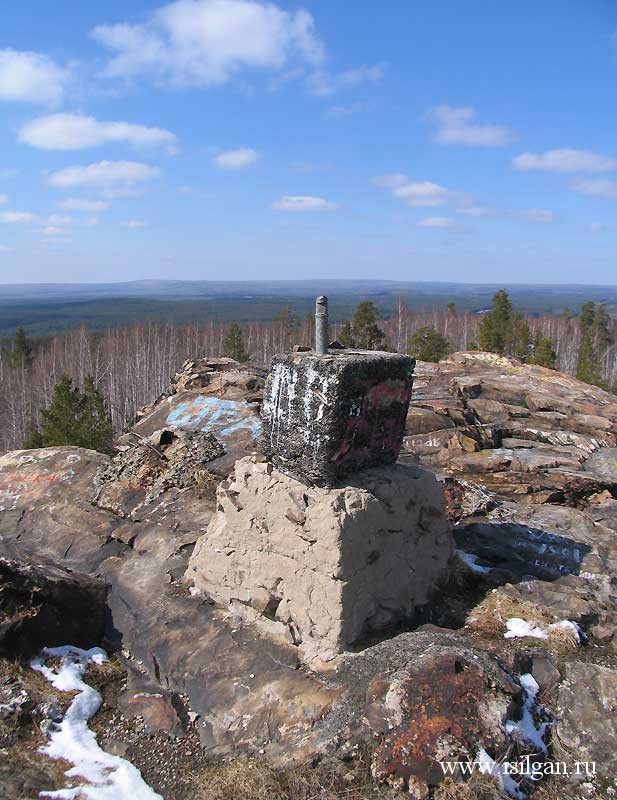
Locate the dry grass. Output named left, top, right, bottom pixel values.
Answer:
left=192, top=469, right=220, bottom=502
left=466, top=591, right=580, bottom=652
left=191, top=752, right=398, bottom=800
left=433, top=774, right=504, bottom=800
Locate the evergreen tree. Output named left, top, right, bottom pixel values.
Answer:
left=446, top=301, right=456, bottom=314
left=512, top=313, right=532, bottom=359
left=23, top=426, right=44, bottom=449
left=576, top=301, right=610, bottom=389
left=79, top=376, right=114, bottom=455
left=478, top=289, right=514, bottom=354
left=351, top=301, right=385, bottom=350
left=31, top=374, right=114, bottom=454
left=339, top=320, right=356, bottom=348
left=528, top=336, right=557, bottom=369
left=10, top=326, right=34, bottom=368
left=223, top=321, right=249, bottom=362
left=408, top=326, right=452, bottom=362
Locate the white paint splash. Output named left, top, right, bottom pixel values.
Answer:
left=456, top=550, right=492, bottom=574
left=31, top=645, right=163, bottom=800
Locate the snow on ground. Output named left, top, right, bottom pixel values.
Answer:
left=504, top=618, right=548, bottom=639
left=504, top=617, right=582, bottom=642
left=505, top=673, right=548, bottom=752
left=31, top=645, right=163, bottom=800
left=476, top=748, right=525, bottom=800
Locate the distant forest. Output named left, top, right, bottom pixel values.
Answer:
left=1, top=291, right=615, bottom=455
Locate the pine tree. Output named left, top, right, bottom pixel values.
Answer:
left=79, top=376, right=114, bottom=455
left=408, top=326, right=452, bottom=362
left=10, top=326, right=34, bottom=368
left=223, top=321, right=249, bottom=362
left=23, top=426, right=44, bottom=449
left=339, top=321, right=356, bottom=348
left=528, top=336, right=557, bottom=369
left=478, top=290, right=514, bottom=354
left=351, top=301, right=385, bottom=350
left=512, top=313, right=532, bottom=359
left=31, top=374, right=114, bottom=454
left=576, top=301, right=610, bottom=389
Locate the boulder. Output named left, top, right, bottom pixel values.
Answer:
left=554, top=662, right=617, bottom=779
left=0, top=554, right=108, bottom=657
left=186, top=456, right=453, bottom=659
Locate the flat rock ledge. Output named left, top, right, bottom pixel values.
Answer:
left=186, top=456, right=454, bottom=660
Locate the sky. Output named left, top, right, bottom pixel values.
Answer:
left=1, top=0, right=617, bottom=285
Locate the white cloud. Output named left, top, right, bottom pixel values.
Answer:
left=0, top=210, right=36, bottom=224
left=0, top=48, right=69, bottom=105
left=122, top=219, right=148, bottom=228
left=394, top=180, right=453, bottom=207
left=457, top=205, right=495, bottom=216
left=308, top=63, right=385, bottom=96
left=570, top=177, right=617, bottom=199
left=84, top=217, right=100, bottom=227
left=272, top=195, right=338, bottom=211
left=46, top=214, right=72, bottom=226
left=48, top=160, right=161, bottom=197
left=43, top=225, right=64, bottom=236
left=325, top=102, right=370, bottom=119
left=513, top=149, right=617, bottom=174
left=417, top=216, right=457, bottom=229
left=375, top=173, right=469, bottom=208
left=590, top=222, right=617, bottom=233
left=0, top=194, right=7, bottom=204
left=60, top=198, right=110, bottom=211
left=515, top=208, right=558, bottom=223
left=213, top=147, right=258, bottom=168
left=373, top=173, right=408, bottom=189
left=427, top=105, right=513, bottom=147
left=0, top=244, right=10, bottom=252
left=19, top=113, right=177, bottom=153
left=92, top=0, right=324, bottom=88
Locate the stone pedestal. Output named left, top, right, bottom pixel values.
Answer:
left=186, top=456, right=454, bottom=660
left=261, top=350, right=415, bottom=486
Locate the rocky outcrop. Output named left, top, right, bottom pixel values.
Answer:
left=555, top=662, right=617, bottom=780
left=129, top=357, right=265, bottom=477
left=1, top=353, right=617, bottom=799
left=0, top=554, right=108, bottom=657
left=186, top=456, right=453, bottom=659
left=405, top=351, right=617, bottom=507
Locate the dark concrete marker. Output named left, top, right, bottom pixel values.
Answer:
left=261, top=348, right=415, bottom=486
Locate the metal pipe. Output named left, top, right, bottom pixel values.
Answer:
left=315, top=295, right=329, bottom=355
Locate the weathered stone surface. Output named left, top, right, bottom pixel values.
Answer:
left=130, top=357, right=264, bottom=477
left=555, top=662, right=617, bottom=779
left=406, top=352, right=617, bottom=506
left=0, top=553, right=108, bottom=657
left=187, top=456, right=453, bottom=659
left=261, top=350, right=415, bottom=485
left=366, top=645, right=519, bottom=796
left=95, top=428, right=224, bottom=517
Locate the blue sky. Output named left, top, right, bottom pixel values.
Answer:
left=1, top=0, right=616, bottom=284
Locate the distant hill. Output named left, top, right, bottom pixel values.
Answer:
left=1, top=279, right=616, bottom=337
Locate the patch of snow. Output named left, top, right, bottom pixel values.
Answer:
left=504, top=617, right=582, bottom=643
left=476, top=748, right=525, bottom=799
left=505, top=673, right=548, bottom=753
left=504, top=618, right=548, bottom=640
left=31, top=645, right=163, bottom=800
left=548, top=619, right=582, bottom=643
left=456, top=549, right=492, bottom=574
